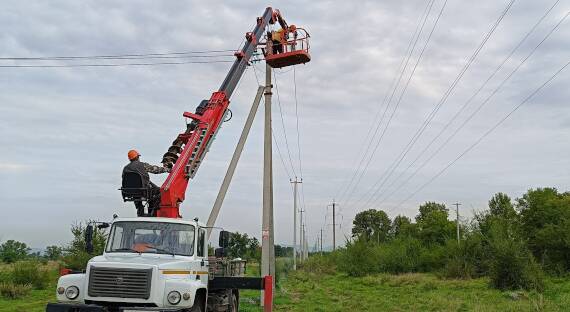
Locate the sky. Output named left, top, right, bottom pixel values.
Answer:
left=0, top=0, right=569, bottom=249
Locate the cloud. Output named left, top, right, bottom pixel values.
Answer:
left=0, top=0, right=569, bottom=248
left=0, top=162, right=31, bottom=172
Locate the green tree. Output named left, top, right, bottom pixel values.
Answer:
left=476, top=192, right=519, bottom=239
left=391, top=215, right=416, bottom=238
left=0, top=240, right=30, bottom=263
left=45, top=245, right=63, bottom=261
left=489, top=192, right=516, bottom=220
left=227, top=232, right=249, bottom=258
left=247, top=237, right=261, bottom=260
left=352, top=209, right=391, bottom=243
left=517, top=188, right=570, bottom=273
left=415, top=202, right=455, bottom=245
left=63, top=222, right=107, bottom=270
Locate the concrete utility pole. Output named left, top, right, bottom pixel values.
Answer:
left=453, top=202, right=461, bottom=244
left=299, top=207, right=305, bottom=261
left=207, top=86, right=265, bottom=237
left=320, top=228, right=323, bottom=254
left=328, top=200, right=337, bottom=250
left=303, top=225, right=308, bottom=259
left=290, top=178, right=302, bottom=270
left=261, top=64, right=275, bottom=304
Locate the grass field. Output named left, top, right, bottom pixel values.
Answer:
left=2, top=261, right=570, bottom=311
left=240, top=262, right=570, bottom=312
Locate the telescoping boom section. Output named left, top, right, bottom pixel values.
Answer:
left=157, top=7, right=310, bottom=218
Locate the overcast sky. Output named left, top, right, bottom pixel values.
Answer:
left=0, top=0, right=568, bottom=249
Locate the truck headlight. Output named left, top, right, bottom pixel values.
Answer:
left=65, top=286, right=79, bottom=300
left=167, top=291, right=181, bottom=305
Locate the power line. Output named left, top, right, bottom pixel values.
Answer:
left=0, top=49, right=236, bottom=61
left=333, top=0, right=433, bottom=202
left=293, top=66, right=309, bottom=225
left=384, top=9, right=569, bottom=208
left=273, top=71, right=298, bottom=178
left=344, top=0, right=449, bottom=210
left=0, top=59, right=234, bottom=68
left=394, top=59, right=569, bottom=209
left=376, top=0, right=563, bottom=206
left=273, top=130, right=293, bottom=181
left=337, top=0, right=439, bottom=206
left=293, top=67, right=304, bottom=179
left=354, top=0, right=515, bottom=211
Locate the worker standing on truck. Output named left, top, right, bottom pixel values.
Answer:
left=122, top=149, right=169, bottom=216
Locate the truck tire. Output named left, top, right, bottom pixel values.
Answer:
left=190, top=295, right=205, bottom=312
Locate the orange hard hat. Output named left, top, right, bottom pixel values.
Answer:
left=128, top=149, right=140, bottom=160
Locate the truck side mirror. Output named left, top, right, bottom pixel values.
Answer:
left=85, top=225, right=94, bottom=254
left=97, top=222, right=110, bottom=229
left=219, top=231, right=231, bottom=248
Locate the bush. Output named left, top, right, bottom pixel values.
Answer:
left=299, top=254, right=336, bottom=275
left=441, top=234, right=487, bottom=279
left=275, top=257, right=294, bottom=285
left=376, top=238, right=424, bottom=274
left=337, top=239, right=379, bottom=277
left=11, top=260, right=51, bottom=289
left=62, top=251, right=92, bottom=271
left=488, top=232, right=544, bottom=291
left=0, top=283, right=32, bottom=299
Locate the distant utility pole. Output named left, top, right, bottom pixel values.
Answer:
left=290, top=178, right=302, bottom=270
left=327, top=200, right=338, bottom=250
left=299, top=207, right=305, bottom=261
left=320, top=228, right=323, bottom=254
left=302, top=224, right=307, bottom=260
left=453, top=202, right=461, bottom=244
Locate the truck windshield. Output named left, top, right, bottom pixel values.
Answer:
left=106, top=221, right=195, bottom=256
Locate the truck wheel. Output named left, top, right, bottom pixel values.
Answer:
left=190, top=295, right=205, bottom=312
left=229, top=292, right=238, bottom=312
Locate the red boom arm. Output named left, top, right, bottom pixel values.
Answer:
left=157, top=7, right=285, bottom=218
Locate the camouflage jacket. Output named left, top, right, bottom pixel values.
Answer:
left=142, top=162, right=169, bottom=174
left=123, top=160, right=169, bottom=187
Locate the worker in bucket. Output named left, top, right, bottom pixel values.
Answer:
left=122, top=149, right=170, bottom=216
left=270, top=28, right=286, bottom=54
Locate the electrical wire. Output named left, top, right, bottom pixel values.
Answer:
left=393, top=59, right=569, bottom=209
left=0, top=60, right=235, bottom=68
left=375, top=1, right=563, bottom=206
left=336, top=0, right=439, bottom=206
left=353, top=0, right=515, bottom=211
left=293, top=66, right=309, bottom=219
left=333, top=0, right=434, bottom=203
left=0, top=49, right=236, bottom=61
left=273, top=71, right=299, bottom=178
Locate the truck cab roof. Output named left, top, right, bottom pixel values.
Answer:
left=112, top=217, right=206, bottom=228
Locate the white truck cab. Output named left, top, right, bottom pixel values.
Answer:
left=47, top=217, right=244, bottom=312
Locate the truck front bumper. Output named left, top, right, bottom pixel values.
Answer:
left=46, top=303, right=186, bottom=312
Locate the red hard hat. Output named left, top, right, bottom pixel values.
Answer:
left=128, top=149, right=140, bottom=160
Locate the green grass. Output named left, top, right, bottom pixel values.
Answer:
left=266, top=272, right=570, bottom=312
left=0, top=262, right=58, bottom=312
left=0, top=287, right=54, bottom=312
left=2, top=259, right=569, bottom=311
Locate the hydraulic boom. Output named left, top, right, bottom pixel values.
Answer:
left=157, top=7, right=299, bottom=218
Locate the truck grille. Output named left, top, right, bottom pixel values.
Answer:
left=88, top=267, right=152, bottom=299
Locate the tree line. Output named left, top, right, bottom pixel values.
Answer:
left=335, top=187, right=570, bottom=291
